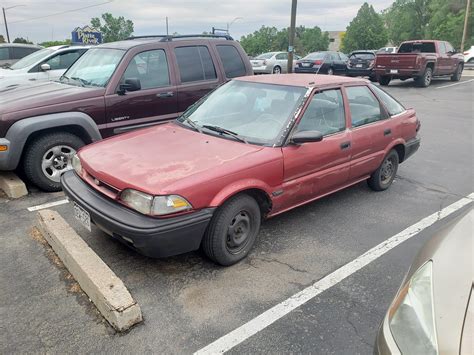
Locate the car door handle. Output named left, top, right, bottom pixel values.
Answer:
left=157, top=92, right=174, bottom=98
left=384, top=128, right=392, bottom=136
left=340, top=141, right=351, bottom=150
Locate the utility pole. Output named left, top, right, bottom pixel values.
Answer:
left=460, top=0, right=471, bottom=52
left=2, top=8, right=10, bottom=43
left=287, top=0, right=297, bottom=73
left=166, top=17, right=169, bottom=36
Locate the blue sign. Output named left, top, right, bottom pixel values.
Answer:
left=72, top=26, right=102, bottom=45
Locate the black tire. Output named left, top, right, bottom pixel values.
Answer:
left=23, top=132, right=85, bottom=192
left=369, top=75, right=377, bottom=82
left=367, top=150, right=399, bottom=191
left=202, top=194, right=261, bottom=266
left=272, top=66, right=282, bottom=74
left=415, top=66, right=433, bottom=87
left=450, top=64, right=463, bottom=81
left=379, top=76, right=391, bottom=86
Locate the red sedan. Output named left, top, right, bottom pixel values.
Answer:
left=62, top=74, right=421, bottom=266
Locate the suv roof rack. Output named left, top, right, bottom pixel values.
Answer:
left=126, top=34, right=234, bottom=41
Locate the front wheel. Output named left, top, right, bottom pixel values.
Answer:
left=450, top=64, right=463, bottom=81
left=202, top=194, right=261, bottom=266
left=23, top=132, right=85, bottom=192
left=379, top=76, right=391, bottom=86
left=367, top=150, right=399, bottom=191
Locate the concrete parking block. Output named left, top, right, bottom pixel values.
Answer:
left=36, top=209, right=143, bottom=332
left=0, top=172, right=28, bottom=198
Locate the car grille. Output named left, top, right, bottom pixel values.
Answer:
left=83, top=170, right=121, bottom=199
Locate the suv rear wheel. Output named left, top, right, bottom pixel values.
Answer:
left=367, top=150, right=399, bottom=191
left=202, top=194, right=261, bottom=266
left=415, top=67, right=433, bottom=87
left=23, top=132, right=85, bottom=192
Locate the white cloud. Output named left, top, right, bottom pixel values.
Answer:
left=0, top=0, right=393, bottom=43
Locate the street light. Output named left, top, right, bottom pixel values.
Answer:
left=227, top=17, right=243, bottom=33
left=2, top=5, right=25, bottom=43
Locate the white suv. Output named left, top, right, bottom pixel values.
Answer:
left=463, top=46, right=473, bottom=63
left=0, top=45, right=89, bottom=90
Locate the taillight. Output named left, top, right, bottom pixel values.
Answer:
left=314, top=60, right=323, bottom=65
left=463, top=51, right=469, bottom=55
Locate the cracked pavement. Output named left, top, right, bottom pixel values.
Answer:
left=1, top=77, right=473, bottom=353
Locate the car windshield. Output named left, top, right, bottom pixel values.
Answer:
left=350, top=53, right=375, bottom=60
left=10, top=48, right=55, bottom=70
left=256, top=53, right=275, bottom=59
left=60, top=48, right=125, bottom=87
left=177, top=80, right=307, bottom=146
left=303, top=52, right=326, bottom=60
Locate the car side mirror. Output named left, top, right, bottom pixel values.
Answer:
left=290, top=130, right=323, bottom=144
left=119, top=78, right=141, bottom=94
left=40, top=63, right=51, bottom=71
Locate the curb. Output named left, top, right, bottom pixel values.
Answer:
left=0, top=172, right=28, bottom=198
left=36, top=209, right=143, bottom=332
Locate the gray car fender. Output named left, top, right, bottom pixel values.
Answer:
left=3, top=112, right=102, bottom=170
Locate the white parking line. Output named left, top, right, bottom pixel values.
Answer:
left=27, top=199, right=69, bottom=212
left=435, top=78, right=474, bottom=89
left=195, top=193, right=474, bottom=355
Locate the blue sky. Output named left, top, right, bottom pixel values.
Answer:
left=1, top=0, right=393, bottom=43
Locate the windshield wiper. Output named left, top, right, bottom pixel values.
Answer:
left=180, top=116, right=202, bottom=133
left=71, top=77, right=92, bottom=87
left=202, top=125, right=248, bottom=144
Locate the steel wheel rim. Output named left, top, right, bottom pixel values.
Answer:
left=425, top=70, right=432, bottom=85
left=380, top=157, right=395, bottom=183
left=226, top=210, right=252, bottom=254
left=41, top=145, right=76, bottom=182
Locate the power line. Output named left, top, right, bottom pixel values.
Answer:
left=0, top=0, right=114, bottom=26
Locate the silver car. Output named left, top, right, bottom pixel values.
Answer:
left=0, top=43, right=42, bottom=68
left=250, top=51, right=300, bottom=74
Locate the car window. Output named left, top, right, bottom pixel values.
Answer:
left=346, top=86, right=383, bottom=127
left=0, top=47, right=10, bottom=60
left=445, top=42, right=454, bottom=53
left=398, top=42, right=436, bottom=53
left=12, top=47, right=36, bottom=59
left=369, top=84, right=405, bottom=116
left=256, top=52, right=274, bottom=59
left=304, top=52, right=326, bottom=60
left=275, top=53, right=288, bottom=60
left=121, top=49, right=170, bottom=90
left=216, top=45, right=247, bottom=78
left=10, top=47, right=55, bottom=69
left=438, top=42, right=447, bottom=55
left=350, top=53, right=375, bottom=60
left=175, top=46, right=216, bottom=83
left=45, top=50, right=84, bottom=70
left=339, top=53, right=348, bottom=61
left=296, top=89, right=346, bottom=136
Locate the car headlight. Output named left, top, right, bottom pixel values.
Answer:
left=389, top=261, right=438, bottom=354
left=72, top=154, right=83, bottom=176
left=120, top=189, right=192, bottom=216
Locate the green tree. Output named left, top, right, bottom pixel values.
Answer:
left=39, top=39, right=72, bottom=47
left=300, top=27, right=330, bottom=53
left=90, top=13, right=134, bottom=43
left=13, top=37, right=33, bottom=44
left=0, top=35, right=5, bottom=43
left=341, top=2, right=388, bottom=52
left=240, top=26, right=279, bottom=56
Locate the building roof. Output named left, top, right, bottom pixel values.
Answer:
left=235, top=73, right=368, bottom=88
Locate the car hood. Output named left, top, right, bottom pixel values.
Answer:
left=79, top=122, right=266, bottom=194
left=0, top=81, right=104, bottom=115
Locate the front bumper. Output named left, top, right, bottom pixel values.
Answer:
left=61, top=171, right=215, bottom=258
left=404, top=136, right=420, bottom=161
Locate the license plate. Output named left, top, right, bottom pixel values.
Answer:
left=302, top=63, right=311, bottom=67
left=390, top=69, right=398, bottom=74
left=74, top=202, right=91, bottom=232
left=356, top=64, right=363, bottom=68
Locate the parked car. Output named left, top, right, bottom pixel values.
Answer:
left=0, top=34, right=253, bottom=191
left=61, top=74, right=421, bottom=266
left=0, top=43, right=42, bottom=68
left=374, top=40, right=464, bottom=87
left=0, top=45, right=89, bottom=90
left=377, top=46, right=397, bottom=54
left=375, top=207, right=472, bottom=355
left=346, top=50, right=377, bottom=81
left=463, top=45, right=474, bottom=62
left=295, top=51, right=347, bottom=75
left=250, top=52, right=301, bottom=74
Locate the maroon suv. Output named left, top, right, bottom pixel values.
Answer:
left=62, top=74, right=421, bottom=266
left=0, top=34, right=253, bottom=191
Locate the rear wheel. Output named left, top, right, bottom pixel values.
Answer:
left=379, top=76, right=391, bottom=86
left=415, top=67, right=432, bottom=87
left=23, top=132, right=85, bottom=192
left=273, top=66, right=281, bottom=74
left=202, top=194, right=261, bottom=266
left=450, top=64, right=463, bottom=81
left=369, top=75, right=377, bottom=82
left=367, top=150, right=399, bottom=191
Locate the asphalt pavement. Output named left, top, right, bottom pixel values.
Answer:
left=0, top=75, right=473, bottom=354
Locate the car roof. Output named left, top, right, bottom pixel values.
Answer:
left=350, top=50, right=376, bottom=54
left=0, top=43, right=42, bottom=48
left=98, top=36, right=236, bottom=50
left=235, top=73, right=368, bottom=88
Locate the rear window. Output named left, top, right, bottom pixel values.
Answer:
left=304, top=52, right=326, bottom=60
left=350, top=53, right=375, bottom=60
left=216, top=45, right=246, bottom=78
left=398, top=42, right=436, bottom=53
left=12, top=47, right=37, bottom=59
left=175, top=46, right=217, bottom=83
left=256, top=53, right=274, bottom=59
